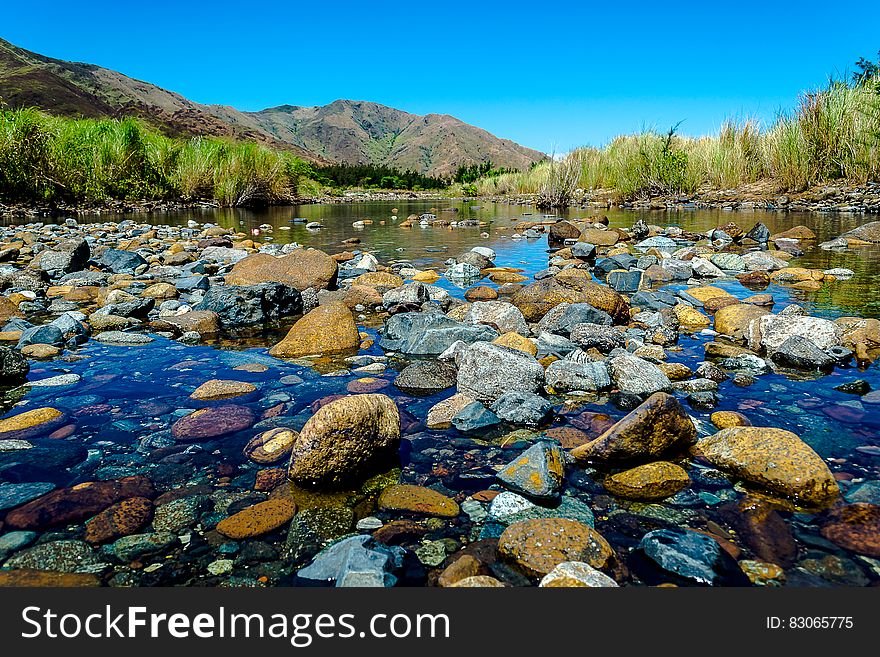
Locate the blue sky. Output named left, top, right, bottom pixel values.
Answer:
left=3, top=0, right=879, bottom=154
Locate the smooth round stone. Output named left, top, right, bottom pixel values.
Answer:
left=21, top=344, right=61, bottom=359
left=84, top=497, right=154, bottom=544
left=539, top=561, right=619, bottom=587
left=710, top=410, right=751, bottom=429
left=820, top=503, right=880, bottom=557
left=603, top=461, right=690, bottom=501
left=243, top=428, right=297, bottom=465
left=346, top=377, right=389, bottom=393
left=0, top=407, right=65, bottom=440
left=378, top=484, right=459, bottom=518
left=0, top=481, right=56, bottom=512
left=94, top=331, right=154, bottom=345
left=448, top=576, right=505, bottom=587
left=216, top=499, right=298, bottom=539
left=0, top=530, right=38, bottom=560
left=171, top=405, right=257, bottom=441
left=234, top=363, right=270, bottom=373
left=498, top=518, right=613, bottom=577
left=24, top=373, right=81, bottom=387
left=190, top=379, right=257, bottom=401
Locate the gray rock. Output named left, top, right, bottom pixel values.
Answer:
left=0, top=481, right=55, bottom=512
left=456, top=341, right=545, bottom=403
left=195, top=283, right=302, bottom=326
left=639, top=528, right=750, bottom=586
left=659, top=259, right=693, bottom=280
left=0, top=345, right=29, bottom=382
left=445, top=262, right=482, bottom=283
left=297, top=535, right=404, bottom=587
left=571, top=242, right=597, bottom=259
left=545, top=359, right=611, bottom=392
left=94, top=331, right=154, bottom=345
left=535, top=331, right=577, bottom=357
left=496, top=441, right=565, bottom=501
left=379, top=312, right=498, bottom=355
left=570, top=323, right=626, bottom=353
left=105, top=532, right=178, bottom=562
left=38, top=238, right=90, bottom=276
left=771, top=335, right=836, bottom=370
left=382, top=282, right=430, bottom=307
left=451, top=402, right=501, bottom=432
left=636, top=236, right=677, bottom=250
left=607, top=270, right=642, bottom=293
left=608, top=352, right=672, bottom=396
left=464, top=301, right=529, bottom=336
left=394, top=360, right=457, bottom=395
left=0, top=530, right=38, bottom=561
left=490, top=390, right=554, bottom=426
left=17, top=325, right=64, bottom=348
left=6, top=539, right=104, bottom=573
left=97, top=248, right=147, bottom=274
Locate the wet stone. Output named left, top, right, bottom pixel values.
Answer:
left=638, top=528, right=750, bottom=586
left=496, top=442, right=565, bottom=502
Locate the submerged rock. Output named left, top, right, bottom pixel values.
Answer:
left=604, top=461, right=690, bottom=501
left=377, top=484, right=459, bottom=517
left=490, top=390, right=554, bottom=427
left=394, top=360, right=457, bottom=395
left=638, top=528, right=750, bottom=586
left=539, top=561, right=619, bottom=587
left=297, top=535, right=404, bottom=587
left=496, top=441, right=565, bottom=501
left=171, top=405, right=256, bottom=441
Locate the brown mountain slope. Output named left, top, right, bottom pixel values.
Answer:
left=0, top=38, right=546, bottom=176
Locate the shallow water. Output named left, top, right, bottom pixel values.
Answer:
left=1, top=200, right=879, bottom=586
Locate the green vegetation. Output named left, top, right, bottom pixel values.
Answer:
left=458, top=73, right=880, bottom=205
left=0, top=109, right=316, bottom=206
left=313, top=163, right=446, bottom=191
left=453, top=160, right=515, bottom=184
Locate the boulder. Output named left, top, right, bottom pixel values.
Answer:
left=379, top=312, right=498, bottom=355
left=539, top=561, right=619, bottom=587
left=608, top=352, right=671, bottom=396
left=36, top=238, right=90, bottom=276
left=269, top=302, right=360, bottom=358
left=394, top=361, right=457, bottom=395
left=171, top=405, right=256, bottom=441
left=215, top=499, right=297, bottom=539
left=225, top=248, right=338, bottom=290
left=0, top=345, right=29, bottom=382
left=287, top=394, right=400, bottom=489
left=571, top=392, right=696, bottom=463
left=714, top=304, right=770, bottom=340
left=463, top=301, right=529, bottom=336
left=538, top=302, right=613, bottom=335
left=545, top=359, right=610, bottom=392
left=692, top=426, right=838, bottom=506
left=570, top=323, right=626, bottom=353
left=771, top=335, right=836, bottom=370
left=456, top=342, right=545, bottom=403
left=498, top=518, right=614, bottom=577
left=511, top=277, right=629, bottom=323
left=603, top=461, right=690, bottom=501
left=748, top=314, right=842, bottom=353
left=96, top=248, right=147, bottom=274
left=490, top=391, right=555, bottom=427
left=638, top=528, right=750, bottom=586
left=377, top=484, right=459, bottom=517
left=195, top=283, right=302, bottom=326
left=496, top=442, right=565, bottom=501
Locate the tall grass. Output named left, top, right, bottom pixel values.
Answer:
left=0, top=109, right=314, bottom=206
left=463, top=78, right=880, bottom=203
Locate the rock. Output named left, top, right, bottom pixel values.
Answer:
left=692, top=427, right=838, bottom=506
left=190, top=379, right=257, bottom=401
left=456, top=342, right=545, bottom=403
left=490, top=391, right=554, bottom=426
left=451, top=402, right=501, bottom=433
left=4, top=476, right=155, bottom=530
left=608, top=352, right=671, bottom=396
left=638, top=528, right=750, bottom=585
left=150, top=310, right=220, bottom=335
left=216, top=499, right=298, bottom=539
left=0, top=530, right=38, bottom=561
left=739, top=560, right=786, bottom=586
left=603, top=461, right=690, bottom=500
left=0, top=345, right=29, bottom=381
left=268, top=302, right=360, bottom=358
left=771, top=335, right=836, bottom=370
left=93, top=331, right=153, bottom=345
left=297, top=535, right=404, bottom=587
left=571, top=392, right=696, bottom=463
left=463, top=301, right=529, bottom=335
left=0, top=407, right=65, bottom=440
left=539, top=561, right=619, bottom=587
left=464, top=286, right=499, bottom=301
left=0, top=482, right=56, bottom=512
left=0, top=570, right=100, bottom=587
left=710, top=411, right=751, bottom=429
left=548, top=220, right=582, bottom=246
left=17, top=325, right=64, bottom=348
left=243, top=428, right=298, bottom=465
left=195, top=283, right=302, bottom=326
left=820, top=503, right=880, bottom=557
left=511, top=277, right=629, bottom=324
left=382, top=282, right=429, bottom=307
left=226, top=248, right=338, bottom=290
left=449, top=576, right=506, bottom=587
left=538, top=302, right=613, bottom=335
left=749, top=314, right=842, bottom=353
left=379, top=312, right=498, bottom=355
left=84, top=497, right=154, bottom=544
left=840, top=221, right=880, bottom=243
left=171, top=405, right=256, bottom=441
left=426, top=393, right=475, bottom=429
left=673, top=304, right=710, bottom=328
left=498, top=518, right=614, bottom=578
left=394, top=360, right=457, bottom=395
left=438, top=554, right=484, bottom=587
left=492, top=331, right=537, bottom=356
left=354, top=271, right=404, bottom=289
left=545, top=360, right=611, bottom=393
left=288, top=394, right=400, bottom=488
left=570, top=323, right=626, bottom=353
left=107, top=532, right=178, bottom=562
left=21, top=344, right=60, bottom=359
left=496, top=442, right=565, bottom=501
left=606, top=269, right=642, bottom=293
left=97, top=249, right=147, bottom=274
left=35, top=238, right=90, bottom=276
left=377, top=484, right=459, bottom=517
left=5, top=539, right=104, bottom=573
left=714, top=304, right=770, bottom=340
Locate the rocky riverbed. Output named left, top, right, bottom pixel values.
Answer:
left=0, top=206, right=879, bottom=588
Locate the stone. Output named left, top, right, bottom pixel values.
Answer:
left=492, top=331, right=537, bottom=356
left=451, top=402, right=501, bottom=433
left=511, top=277, right=629, bottom=324
left=93, top=331, right=154, bottom=345
left=297, top=535, right=403, bottom=587
left=771, top=335, right=836, bottom=370
left=538, top=302, right=613, bottom=336
left=354, top=271, right=404, bottom=289
left=378, top=484, right=460, bottom=517
left=97, top=249, right=147, bottom=274
left=269, top=301, right=360, bottom=358
left=287, top=394, right=400, bottom=489
left=608, top=352, right=672, bottom=396
left=449, top=576, right=506, bottom=587
left=150, top=310, right=220, bottom=335
left=840, top=221, right=880, bottom=243
left=692, top=427, right=838, bottom=507
left=438, top=554, right=484, bottom=586
left=673, top=304, right=710, bottom=328
left=244, top=428, right=298, bottom=465
left=426, top=393, right=475, bottom=429
left=710, top=411, right=751, bottom=429
left=820, top=503, right=880, bottom=557
left=714, top=304, right=770, bottom=340
left=171, top=405, right=256, bottom=441
left=107, top=532, right=178, bottom=562
left=152, top=496, right=209, bottom=533
left=498, top=518, right=614, bottom=578
left=603, top=461, right=690, bottom=501
left=539, top=561, right=619, bottom=587
left=496, top=442, right=565, bottom=501
left=216, top=499, right=298, bottom=539
left=0, top=407, right=65, bottom=441
left=190, top=379, right=257, bottom=401
left=749, top=314, right=842, bottom=353
left=463, top=300, right=528, bottom=335
left=606, top=269, right=642, bottom=293
left=35, top=238, right=90, bottom=276
left=0, top=530, right=38, bottom=561
left=382, top=282, right=429, bottom=307
left=0, top=345, right=29, bottom=381
left=394, top=360, right=457, bottom=395
left=580, top=227, right=619, bottom=246
left=0, top=482, right=56, bottom=512
left=739, top=560, right=786, bottom=586
left=456, top=341, right=545, bottom=403
left=464, top=286, right=499, bottom=301
left=379, top=312, right=498, bottom=355
left=84, top=497, right=154, bottom=544
left=490, top=391, right=554, bottom=427
left=570, top=323, right=626, bottom=353
left=545, top=359, right=611, bottom=393
left=21, top=344, right=60, bottom=359
left=571, top=392, right=696, bottom=463
left=5, top=540, right=104, bottom=573
left=226, top=248, right=338, bottom=290
left=195, top=283, right=302, bottom=326
left=638, top=528, right=750, bottom=585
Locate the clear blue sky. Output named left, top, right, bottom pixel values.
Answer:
left=4, top=0, right=879, bottom=154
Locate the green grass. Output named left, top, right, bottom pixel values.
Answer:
left=456, top=77, right=880, bottom=203
left=0, top=109, right=315, bottom=206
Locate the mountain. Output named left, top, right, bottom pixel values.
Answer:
left=0, top=37, right=546, bottom=176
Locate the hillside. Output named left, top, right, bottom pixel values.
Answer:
left=0, top=38, right=545, bottom=176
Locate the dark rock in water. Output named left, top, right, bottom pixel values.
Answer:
left=84, top=496, right=154, bottom=544
left=37, top=238, right=90, bottom=276
left=96, top=248, right=147, bottom=274
left=687, top=391, right=718, bottom=410
left=3, top=475, right=155, bottom=530
left=394, top=360, right=457, bottom=395
left=570, top=323, right=626, bottom=353
left=171, top=405, right=257, bottom=441
left=595, top=254, right=637, bottom=275
left=571, top=242, right=596, bottom=260
left=539, top=302, right=613, bottom=335
left=452, top=402, right=501, bottom=433
left=496, top=441, right=564, bottom=501
left=195, top=283, right=302, bottom=326
left=104, top=531, right=178, bottom=563
left=175, top=275, right=210, bottom=293
left=719, top=499, right=797, bottom=567
left=548, top=220, right=582, bottom=247
left=285, top=508, right=357, bottom=566
left=0, top=481, right=56, bottom=512
left=456, top=342, right=545, bottom=403
left=631, top=290, right=677, bottom=310
left=0, top=345, right=29, bottom=382
left=5, top=539, right=104, bottom=573
left=571, top=392, right=696, bottom=463
left=297, top=534, right=405, bottom=587
left=632, top=219, right=649, bottom=239
left=382, top=282, right=430, bottom=308
left=638, top=528, right=751, bottom=586
left=820, top=503, right=880, bottom=557
left=771, top=335, right=835, bottom=370
left=606, top=270, right=642, bottom=293
left=94, top=297, right=155, bottom=318
left=545, top=359, right=611, bottom=392
left=844, top=480, right=880, bottom=505
left=745, top=222, right=770, bottom=245
left=490, top=391, right=554, bottom=427
left=17, top=324, right=64, bottom=348
left=0, top=439, right=87, bottom=479
left=379, top=312, right=498, bottom=355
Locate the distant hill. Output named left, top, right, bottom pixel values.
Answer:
left=0, top=38, right=546, bottom=176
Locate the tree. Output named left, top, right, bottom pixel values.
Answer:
left=853, top=50, right=880, bottom=85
